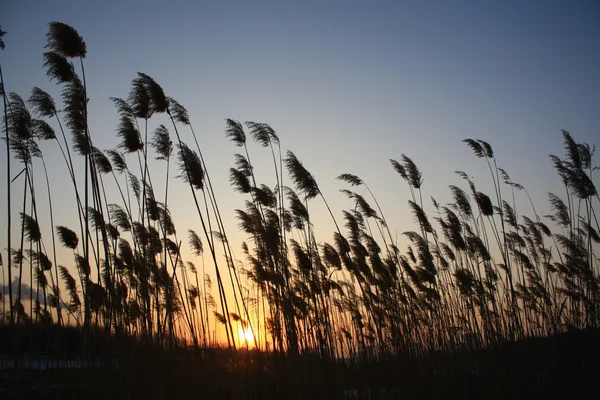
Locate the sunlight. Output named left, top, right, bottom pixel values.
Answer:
left=238, top=327, right=255, bottom=345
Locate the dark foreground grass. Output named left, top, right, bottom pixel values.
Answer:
left=1, top=324, right=598, bottom=399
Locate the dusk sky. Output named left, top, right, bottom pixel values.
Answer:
left=1, top=0, right=599, bottom=273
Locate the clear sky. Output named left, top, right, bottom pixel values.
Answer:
left=1, top=0, right=599, bottom=294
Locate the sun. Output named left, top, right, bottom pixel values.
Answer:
left=238, top=327, right=255, bottom=344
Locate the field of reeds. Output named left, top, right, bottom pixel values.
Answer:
left=1, top=23, right=599, bottom=399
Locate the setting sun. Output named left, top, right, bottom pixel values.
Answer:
left=239, top=328, right=255, bottom=345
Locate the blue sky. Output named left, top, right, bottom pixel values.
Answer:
left=1, top=1, right=599, bottom=277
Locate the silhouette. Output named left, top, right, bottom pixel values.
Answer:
left=1, top=21, right=598, bottom=399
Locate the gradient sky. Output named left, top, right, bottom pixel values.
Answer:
left=1, top=1, right=599, bottom=292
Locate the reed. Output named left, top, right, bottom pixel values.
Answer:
left=1, top=21, right=599, bottom=399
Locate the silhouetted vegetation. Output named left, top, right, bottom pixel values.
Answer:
left=1, top=22, right=599, bottom=399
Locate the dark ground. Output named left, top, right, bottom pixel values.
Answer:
left=1, top=325, right=598, bottom=399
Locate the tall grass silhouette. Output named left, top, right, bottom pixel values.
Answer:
left=1, top=22, right=599, bottom=399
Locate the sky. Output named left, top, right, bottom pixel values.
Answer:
left=1, top=0, right=599, bottom=314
